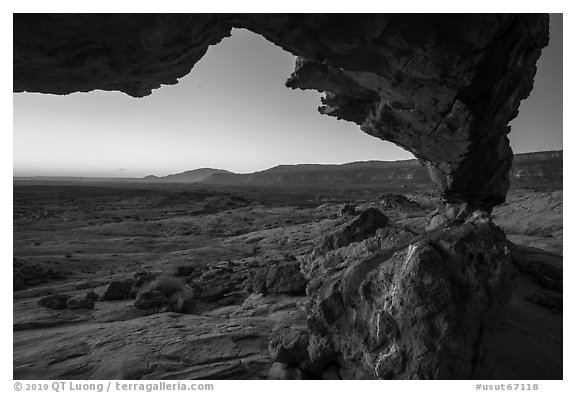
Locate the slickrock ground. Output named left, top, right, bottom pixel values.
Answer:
left=13, top=184, right=562, bottom=379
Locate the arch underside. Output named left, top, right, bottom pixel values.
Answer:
left=13, top=14, right=553, bottom=380
left=13, top=14, right=549, bottom=209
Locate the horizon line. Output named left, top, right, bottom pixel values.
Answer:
left=13, top=148, right=563, bottom=180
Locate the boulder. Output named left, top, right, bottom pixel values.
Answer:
left=303, top=212, right=513, bottom=379
left=313, top=208, right=389, bottom=256
left=377, top=193, right=419, bottom=210
left=67, top=298, right=95, bottom=310
left=101, top=279, right=135, bottom=301
left=85, top=291, right=99, bottom=301
left=134, top=290, right=169, bottom=310
left=173, top=290, right=196, bottom=314
left=38, top=294, right=71, bottom=310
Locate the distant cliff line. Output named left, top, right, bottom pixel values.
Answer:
left=14, top=150, right=562, bottom=190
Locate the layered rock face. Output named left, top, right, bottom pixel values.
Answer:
left=14, top=14, right=548, bottom=209
left=284, top=210, right=513, bottom=379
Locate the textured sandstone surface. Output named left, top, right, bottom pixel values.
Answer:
left=13, top=186, right=562, bottom=379
left=295, top=210, right=514, bottom=379
left=13, top=14, right=549, bottom=207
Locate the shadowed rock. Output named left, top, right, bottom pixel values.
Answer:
left=303, top=212, right=513, bottom=379
left=38, top=294, right=71, bottom=310
left=268, top=363, right=308, bottom=380
left=13, top=14, right=549, bottom=209
left=313, top=208, right=390, bottom=256
left=269, top=326, right=314, bottom=368
left=101, top=279, right=135, bottom=301
left=11, top=14, right=552, bottom=380
left=67, top=298, right=95, bottom=310
left=134, top=276, right=187, bottom=311
left=252, top=260, right=307, bottom=296
left=85, top=291, right=99, bottom=302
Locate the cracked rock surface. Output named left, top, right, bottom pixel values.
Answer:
left=296, top=210, right=514, bottom=379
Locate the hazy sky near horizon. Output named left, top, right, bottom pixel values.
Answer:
left=13, top=14, right=562, bottom=177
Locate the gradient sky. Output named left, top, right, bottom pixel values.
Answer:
left=13, top=14, right=562, bottom=178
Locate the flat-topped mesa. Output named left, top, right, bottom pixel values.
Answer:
left=13, top=14, right=549, bottom=211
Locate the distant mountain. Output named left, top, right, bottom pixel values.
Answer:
left=13, top=168, right=231, bottom=184
left=14, top=151, right=562, bottom=189
left=203, top=159, right=429, bottom=188
left=202, top=151, right=562, bottom=189
left=142, top=168, right=232, bottom=183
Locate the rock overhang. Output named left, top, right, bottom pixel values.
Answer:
left=13, top=13, right=549, bottom=209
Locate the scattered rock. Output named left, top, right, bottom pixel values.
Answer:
left=377, top=193, right=419, bottom=210
left=101, top=279, right=135, bottom=301
left=85, top=291, right=99, bottom=301
left=38, top=294, right=71, bottom=310
left=134, top=290, right=169, bottom=310
left=67, top=298, right=95, bottom=310
left=173, top=290, right=196, bottom=314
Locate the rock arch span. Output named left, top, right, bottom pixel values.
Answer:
left=13, top=14, right=551, bottom=379
left=13, top=14, right=549, bottom=212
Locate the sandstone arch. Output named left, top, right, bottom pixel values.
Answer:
left=13, top=14, right=549, bottom=211
left=13, top=14, right=552, bottom=379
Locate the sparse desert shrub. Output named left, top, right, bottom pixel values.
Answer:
left=134, top=275, right=194, bottom=312
left=38, top=294, right=71, bottom=309
left=133, top=270, right=156, bottom=287
left=13, top=260, right=69, bottom=290
left=142, top=275, right=186, bottom=297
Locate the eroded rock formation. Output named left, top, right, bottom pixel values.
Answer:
left=13, top=14, right=549, bottom=210
left=302, top=211, right=513, bottom=379
left=12, top=14, right=549, bottom=380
